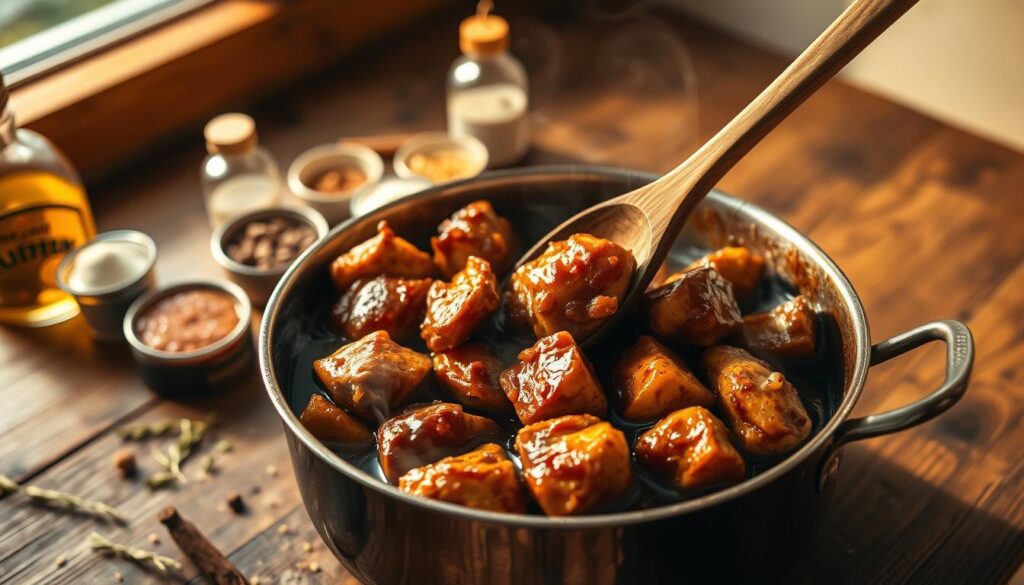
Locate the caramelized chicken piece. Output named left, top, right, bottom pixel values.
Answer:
left=377, top=402, right=501, bottom=484
left=505, top=233, right=635, bottom=341
left=313, top=331, right=431, bottom=422
left=330, top=275, right=432, bottom=341
left=515, top=414, right=632, bottom=516
left=398, top=443, right=526, bottom=513
left=298, top=393, right=373, bottom=446
left=420, top=256, right=500, bottom=352
left=431, top=200, right=517, bottom=278
left=702, top=345, right=812, bottom=456
left=433, top=343, right=512, bottom=414
left=611, top=335, right=714, bottom=422
left=737, top=295, right=817, bottom=361
left=634, top=406, right=746, bottom=490
left=669, top=246, right=765, bottom=300
left=330, top=221, right=436, bottom=291
left=500, top=331, right=608, bottom=425
left=645, top=266, right=742, bottom=347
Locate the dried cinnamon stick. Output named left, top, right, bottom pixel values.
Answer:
left=158, top=506, right=248, bottom=585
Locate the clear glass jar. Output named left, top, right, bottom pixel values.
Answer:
left=200, top=113, right=282, bottom=228
left=0, top=77, right=96, bottom=327
left=447, top=8, right=530, bottom=168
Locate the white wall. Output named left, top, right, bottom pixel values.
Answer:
left=667, top=0, right=1024, bottom=152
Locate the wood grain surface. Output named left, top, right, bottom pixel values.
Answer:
left=1, top=7, right=1022, bottom=585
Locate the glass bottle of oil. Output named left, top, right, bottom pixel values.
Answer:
left=0, top=73, right=96, bottom=327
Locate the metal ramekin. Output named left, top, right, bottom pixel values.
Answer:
left=124, top=280, right=254, bottom=398
left=56, top=230, right=158, bottom=341
left=210, top=206, right=329, bottom=307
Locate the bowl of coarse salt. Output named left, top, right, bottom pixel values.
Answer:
left=56, top=230, right=158, bottom=341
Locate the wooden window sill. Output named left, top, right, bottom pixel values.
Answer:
left=8, top=0, right=455, bottom=180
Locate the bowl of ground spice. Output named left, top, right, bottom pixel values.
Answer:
left=124, top=279, right=253, bottom=397
left=287, top=142, right=385, bottom=225
left=211, top=206, right=328, bottom=306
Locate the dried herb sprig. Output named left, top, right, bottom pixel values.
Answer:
left=147, top=417, right=214, bottom=489
left=25, top=485, right=128, bottom=524
left=116, top=418, right=186, bottom=441
left=0, top=474, right=127, bottom=523
left=88, top=531, right=182, bottom=573
left=198, top=440, right=233, bottom=479
left=0, top=474, right=18, bottom=496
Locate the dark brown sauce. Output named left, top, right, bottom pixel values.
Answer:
left=286, top=242, right=841, bottom=513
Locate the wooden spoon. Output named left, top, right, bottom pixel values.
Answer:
left=514, top=0, right=921, bottom=346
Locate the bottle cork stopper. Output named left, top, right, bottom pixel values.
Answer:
left=460, top=1, right=509, bottom=56
left=204, top=113, right=257, bottom=156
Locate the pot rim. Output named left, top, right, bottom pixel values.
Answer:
left=258, top=165, right=871, bottom=528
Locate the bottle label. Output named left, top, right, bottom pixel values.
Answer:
left=0, top=204, right=88, bottom=306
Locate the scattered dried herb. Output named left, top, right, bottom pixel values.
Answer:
left=88, top=532, right=182, bottom=573
left=0, top=475, right=126, bottom=524
left=198, top=440, right=233, bottom=479
left=25, top=485, right=128, bottom=524
left=116, top=418, right=185, bottom=441
left=147, top=417, right=215, bottom=489
left=0, top=474, right=18, bottom=495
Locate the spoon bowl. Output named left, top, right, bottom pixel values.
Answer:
left=512, top=0, right=921, bottom=346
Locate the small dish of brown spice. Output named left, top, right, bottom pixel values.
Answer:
left=287, top=142, right=384, bottom=225
left=212, top=206, right=328, bottom=306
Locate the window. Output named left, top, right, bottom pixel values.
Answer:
left=0, top=0, right=212, bottom=84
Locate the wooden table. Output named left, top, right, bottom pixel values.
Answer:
left=2, top=10, right=1022, bottom=585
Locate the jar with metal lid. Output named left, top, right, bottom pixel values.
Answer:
left=200, top=113, right=283, bottom=228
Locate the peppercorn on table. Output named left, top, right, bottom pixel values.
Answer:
left=1, top=9, right=1023, bottom=585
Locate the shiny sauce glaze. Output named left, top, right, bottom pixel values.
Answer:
left=287, top=236, right=840, bottom=513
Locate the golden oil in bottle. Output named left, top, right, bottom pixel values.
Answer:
left=0, top=73, right=96, bottom=327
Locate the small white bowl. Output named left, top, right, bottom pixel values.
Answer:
left=393, top=132, right=488, bottom=185
left=287, top=143, right=384, bottom=225
left=350, top=176, right=432, bottom=217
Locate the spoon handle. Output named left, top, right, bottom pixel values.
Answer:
left=632, top=0, right=920, bottom=242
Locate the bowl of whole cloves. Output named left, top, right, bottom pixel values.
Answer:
left=211, top=205, right=328, bottom=307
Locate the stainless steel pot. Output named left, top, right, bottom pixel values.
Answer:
left=259, top=166, right=974, bottom=584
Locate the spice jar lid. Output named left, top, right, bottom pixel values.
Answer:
left=204, top=113, right=258, bottom=156
left=460, top=1, right=509, bottom=56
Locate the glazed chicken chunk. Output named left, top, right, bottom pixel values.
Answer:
left=500, top=331, right=608, bottom=425
left=505, top=233, right=635, bottom=341
left=634, top=406, right=746, bottom=490
left=377, top=402, right=501, bottom=484
left=670, top=246, right=765, bottom=300
left=645, top=266, right=742, bottom=347
left=298, top=393, right=373, bottom=446
left=330, top=275, right=433, bottom=341
left=313, top=331, right=431, bottom=422
left=431, top=200, right=517, bottom=278
left=433, top=343, right=512, bottom=414
left=702, top=345, right=811, bottom=456
left=330, top=221, right=436, bottom=292
left=611, top=335, right=714, bottom=422
left=420, top=256, right=500, bottom=352
left=515, top=414, right=633, bottom=516
left=737, top=295, right=817, bottom=361
left=398, top=443, right=526, bottom=513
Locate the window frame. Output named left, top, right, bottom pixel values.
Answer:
left=1, top=0, right=216, bottom=86
left=7, top=0, right=456, bottom=181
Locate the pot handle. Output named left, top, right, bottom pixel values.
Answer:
left=817, top=320, right=974, bottom=491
